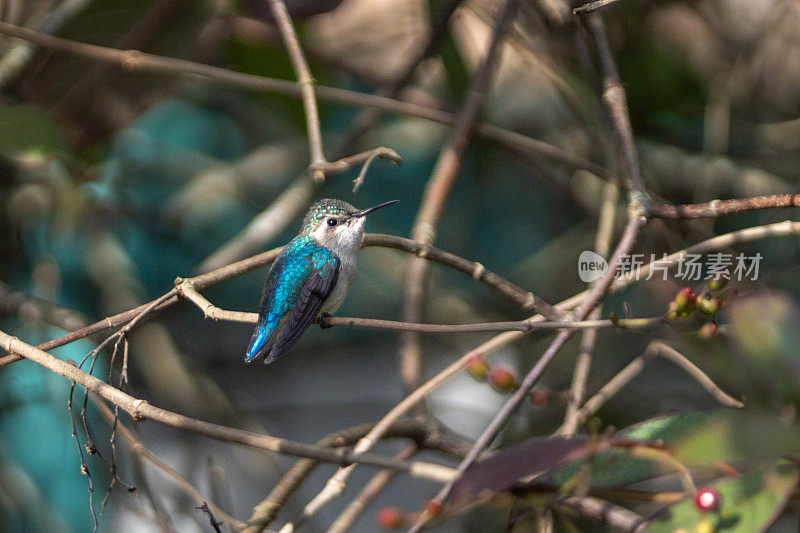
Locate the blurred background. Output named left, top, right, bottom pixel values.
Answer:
left=1, top=0, right=800, bottom=531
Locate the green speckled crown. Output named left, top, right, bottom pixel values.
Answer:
left=301, top=199, right=357, bottom=231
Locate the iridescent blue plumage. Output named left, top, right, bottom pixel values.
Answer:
left=245, top=237, right=339, bottom=363
left=245, top=198, right=398, bottom=364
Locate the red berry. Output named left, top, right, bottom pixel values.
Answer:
left=489, top=367, right=516, bottom=392
left=424, top=499, right=443, bottom=518
left=694, top=488, right=720, bottom=512
left=530, top=389, right=549, bottom=406
left=376, top=506, right=404, bottom=529
left=674, top=287, right=697, bottom=316
left=465, top=354, right=489, bottom=380
left=699, top=322, right=718, bottom=339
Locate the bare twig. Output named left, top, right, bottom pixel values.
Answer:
left=197, top=503, right=224, bottom=533
left=650, top=194, right=800, bottom=219
left=92, top=394, right=245, bottom=530
left=0, top=22, right=602, bottom=178
left=555, top=496, right=644, bottom=531
left=177, top=278, right=655, bottom=332
left=0, top=0, right=93, bottom=87
left=336, top=0, right=465, bottom=151
left=583, top=15, right=650, bottom=213
left=327, top=443, right=418, bottom=533
left=0, top=330, right=458, bottom=482
left=416, top=215, right=645, bottom=529
left=265, top=0, right=325, bottom=181
left=243, top=419, right=468, bottom=533
left=577, top=341, right=744, bottom=422
left=413, top=14, right=655, bottom=525
left=572, top=0, right=624, bottom=15
left=401, top=0, right=520, bottom=396
left=558, top=180, right=619, bottom=437
left=2, top=233, right=555, bottom=367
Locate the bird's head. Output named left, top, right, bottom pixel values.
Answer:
left=302, top=198, right=398, bottom=254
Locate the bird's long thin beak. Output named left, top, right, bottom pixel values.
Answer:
left=352, top=199, right=399, bottom=218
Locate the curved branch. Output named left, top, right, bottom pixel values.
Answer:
left=177, top=279, right=657, bottom=332
left=92, top=394, right=246, bottom=530
left=243, top=419, right=468, bottom=533
left=577, top=341, right=744, bottom=422
left=0, top=330, right=457, bottom=482
left=1, top=233, right=552, bottom=367
left=0, top=22, right=601, bottom=176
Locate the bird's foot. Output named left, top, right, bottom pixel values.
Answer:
left=319, top=312, right=334, bottom=329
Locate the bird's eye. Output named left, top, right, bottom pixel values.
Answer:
left=327, top=218, right=337, bottom=227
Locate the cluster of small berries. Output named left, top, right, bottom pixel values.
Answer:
left=666, top=277, right=737, bottom=338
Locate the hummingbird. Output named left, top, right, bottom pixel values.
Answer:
left=245, top=198, right=399, bottom=364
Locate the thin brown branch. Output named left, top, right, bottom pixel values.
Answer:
left=418, top=216, right=645, bottom=527
left=2, top=233, right=554, bottom=367
left=401, top=0, right=520, bottom=396
left=92, top=394, right=246, bottom=530
left=265, top=0, right=325, bottom=181
left=334, top=0, right=465, bottom=156
left=650, top=194, right=800, bottom=219
left=0, top=22, right=602, bottom=178
left=555, top=496, right=644, bottom=531
left=577, top=341, right=744, bottom=422
left=243, top=420, right=468, bottom=533
left=0, top=0, right=93, bottom=87
left=583, top=15, right=650, bottom=212
left=178, top=279, right=647, bottom=333
left=413, top=33, right=655, bottom=511
left=558, top=180, right=619, bottom=437
left=0, top=279, right=91, bottom=335
left=366, top=235, right=561, bottom=318
left=0, top=330, right=457, bottom=482
left=0, top=287, right=178, bottom=368
left=327, top=443, right=418, bottom=533
left=572, top=0, right=624, bottom=14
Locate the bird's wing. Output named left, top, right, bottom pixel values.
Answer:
left=244, top=243, right=305, bottom=363
left=263, top=249, right=339, bottom=364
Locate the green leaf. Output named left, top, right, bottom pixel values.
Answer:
left=670, top=411, right=800, bottom=466
left=551, top=411, right=800, bottom=489
left=644, top=462, right=798, bottom=533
